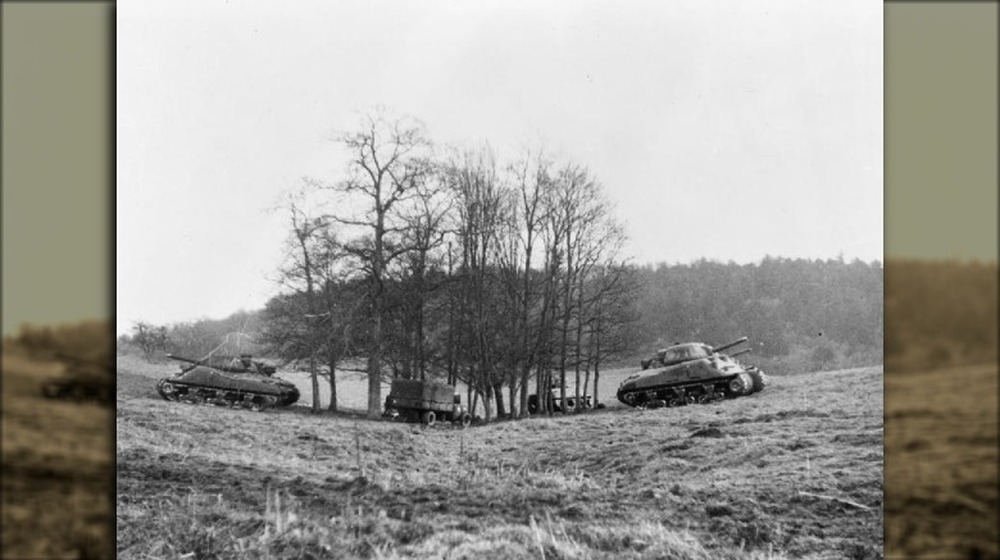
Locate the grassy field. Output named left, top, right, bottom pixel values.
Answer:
left=884, top=363, right=998, bottom=559
left=1, top=351, right=114, bottom=559
left=118, top=357, right=884, bottom=559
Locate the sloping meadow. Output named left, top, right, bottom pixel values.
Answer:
left=2, top=352, right=114, bottom=559
left=884, top=364, right=998, bottom=558
left=116, top=360, right=883, bottom=559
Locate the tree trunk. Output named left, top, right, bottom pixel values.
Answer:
left=447, top=244, right=457, bottom=386
left=559, top=232, right=573, bottom=414
left=482, top=386, right=493, bottom=423
left=310, top=355, right=320, bottom=412
left=368, top=206, right=385, bottom=418
left=493, top=382, right=506, bottom=419
left=574, top=270, right=584, bottom=412
left=518, top=233, right=534, bottom=419
left=535, top=364, right=545, bottom=415
left=508, top=382, right=517, bottom=419
left=594, top=311, right=602, bottom=407
left=327, top=355, right=338, bottom=413
left=367, top=308, right=383, bottom=418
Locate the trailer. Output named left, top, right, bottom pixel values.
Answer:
left=528, top=380, right=595, bottom=414
left=383, top=379, right=472, bottom=427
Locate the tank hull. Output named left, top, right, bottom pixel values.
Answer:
left=156, top=365, right=300, bottom=411
left=43, top=354, right=113, bottom=406
left=41, top=376, right=113, bottom=405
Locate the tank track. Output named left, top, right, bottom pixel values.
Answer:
left=41, top=381, right=113, bottom=406
left=617, top=368, right=767, bottom=409
left=156, top=378, right=290, bottom=411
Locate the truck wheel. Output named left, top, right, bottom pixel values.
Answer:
left=460, top=412, right=471, bottom=428
left=422, top=411, right=436, bottom=426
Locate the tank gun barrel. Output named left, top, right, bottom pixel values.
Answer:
left=711, top=336, right=749, bottom=355
left=729, top=347, right=751, bottom=358
left=165, top=354, right=217, bottom=373
left=53, top=352, right=106, bottom=367
left=166, top=353, right=204, bottom=365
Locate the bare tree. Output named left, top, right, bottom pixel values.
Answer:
left=504, top=147, right=552, bottom=418
left=265, top=193, right=329, bottom=412
left=130, top=321, right=170, bottom=360
left=321, top=109, right=435, bottom=418
left=395, top=175, right=452, bottom=381
left=444, top=145, right=509, bottom=421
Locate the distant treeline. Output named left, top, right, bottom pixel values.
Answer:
left=5, top=319, right=112, bottom=362
left=631, top=257, right=883, bottom=374
left=885, top=259, right=998, bottom=372
left=122, top=257, right=886, bottom=376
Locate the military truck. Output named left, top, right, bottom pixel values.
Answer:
left=383, top=378, right=472, bottom=427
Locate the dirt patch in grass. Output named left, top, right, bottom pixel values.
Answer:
left=884, top=364, right=998, bottom=559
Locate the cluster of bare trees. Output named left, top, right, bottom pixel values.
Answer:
left=8, top=319, right=112, bottom=362
left=260, top=110, right=635, bottom=419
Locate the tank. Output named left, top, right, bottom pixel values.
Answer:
left=617, top=337, right=768, bottom=408
left=41, top=352, right=114, bottom=405
left=156, top=353, right=300, bottom=411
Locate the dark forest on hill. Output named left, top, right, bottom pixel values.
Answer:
left=884, top=259, right=998, bottom=372
left=632, top=257, right=883, bottom=374
left=119, top=257, right=888, bottom=375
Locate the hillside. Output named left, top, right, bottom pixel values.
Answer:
left=117, top=357, right=883, bottom=559
left=1, top=351, right=114, bottom=559
left=884, top=364, right=998, bottom=558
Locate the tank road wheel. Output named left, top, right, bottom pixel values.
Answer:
left=249, top=398, right=267, bottom=412
left=158, top=380, right=177, bottom=401
left=422, top=411, right=437, bottom=427
left=727, top=377, right=748, bottom=397
left=184, top=392, right=205, bottom=405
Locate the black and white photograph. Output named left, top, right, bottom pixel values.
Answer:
left=115, top=1, right=884, bottom=558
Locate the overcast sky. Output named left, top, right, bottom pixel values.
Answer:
left=3, top=3, right=109, bottom=334
left=117, top=0, right=883, bottom=335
